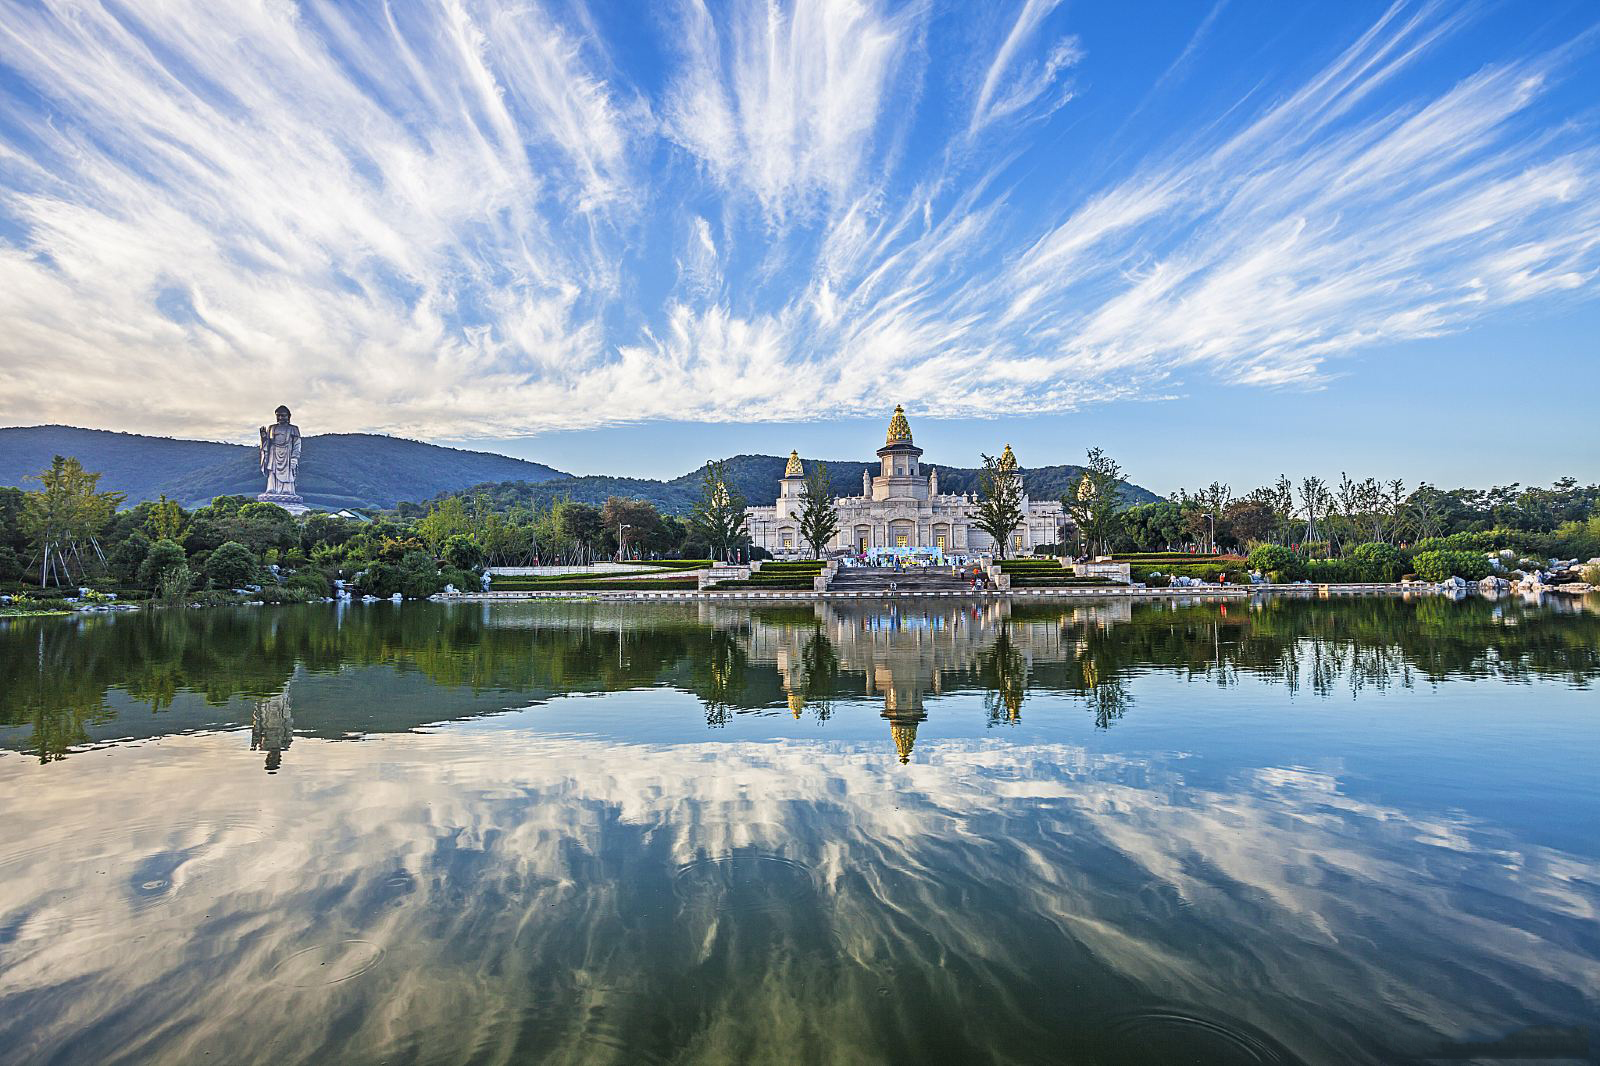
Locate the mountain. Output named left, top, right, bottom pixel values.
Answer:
left=431, top=453, right=1163, bottom=515
left=0, top=425, right=1163, bottom=514
left=0, top=426, right=568, bottom=510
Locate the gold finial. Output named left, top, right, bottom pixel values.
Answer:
left=999, top=443, right=1017, bottom=471
left=885, top=404, right=913, bottom=445
left=890, top=720, right=918, bottom=764
left=784, top=450, right=804, bottom=478
left=1076, top=475, right=1096, bottom=500
left=787, top=692, right=805, bottom=717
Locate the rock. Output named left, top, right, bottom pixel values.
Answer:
left=1437, top=576, right=1469, bottom=591
left=1479, top=576, right=1510, bottom=591
left=390, top=592, right=403, bottom=603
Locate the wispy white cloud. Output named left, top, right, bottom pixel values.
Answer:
left=0, top=0, right=1595, bottom=441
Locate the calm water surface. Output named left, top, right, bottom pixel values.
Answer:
left=1, top=595, right=1597, bottom=1065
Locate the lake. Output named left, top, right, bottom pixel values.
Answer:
left=1, top=595, right=1597, bottom=1065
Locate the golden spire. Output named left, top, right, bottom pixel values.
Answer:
left=787, top=692, right=806, bottom=718
left=784, top=450, right=804, bottom=478
left=885, top=404, right=913, bottom=445
left=890, top=720, right=919, bottom=764
left=998, top=443, right=1018, bottom=471
left=1076, top=475, right=1096, bottom=501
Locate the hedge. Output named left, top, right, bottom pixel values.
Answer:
left=508, top=578, right=700, bottom=592
left=637, top=559, right=715, bottom=570
left=708, top=578, right=815, bottom=590
left=1412, top=550, right=1493, bottom=582
left=1009, top=576, right=1124, bottom=588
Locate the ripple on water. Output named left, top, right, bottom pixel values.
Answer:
left=0, top=817, right=273, bottom=944
left=270, top=939, right=386, bottom=987
left=672, top=854, right=816, bottom=912
left=1086, top=1008, right=1304, bottom=1066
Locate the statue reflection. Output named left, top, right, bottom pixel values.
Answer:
left=250, top=690, right=293, bottom=772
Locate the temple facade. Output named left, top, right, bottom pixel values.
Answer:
left=746, top=405, right=1065, bottom=559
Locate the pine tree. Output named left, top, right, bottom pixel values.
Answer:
left=970, top=450, right=1025, bottom=559
left=797, top=462, right=839, bottom=559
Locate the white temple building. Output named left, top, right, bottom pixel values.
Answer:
left=746, top=405, right=1065, bottom=559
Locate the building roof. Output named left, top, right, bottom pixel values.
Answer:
left=784, top=450, right=803, bottom=478
left=999, top=443, right=1018, bottom=471
left=885, top=404, right=913, bottom=445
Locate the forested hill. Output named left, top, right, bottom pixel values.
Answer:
left=0, top=426, right=567, bottom=510
left=417, top=454, right=1162, bottom=515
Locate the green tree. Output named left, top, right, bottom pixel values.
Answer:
left=144, top=494, right=186, bottom=541
left=797, top=462, right=839, bottom=559
left=1065, top=448, right=1126, bottom=557
left=688, top=460, right=748, bottom=561
left=137, top=538, right=189, bottom=591
left=205, top=540, right=260, bottom=588
left=233, top=502, right=299, bottom=556
left=417, top=496, right=473, bottom=551
left=970, top=449, right=1025, bottom=559
left=601, top=497, right=662, bottom=559
left=21, top=455, right=125, bottom=586
left=442, top=533, right=483, bottom=570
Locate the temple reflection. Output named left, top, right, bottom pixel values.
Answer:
left=3, top=595, right=1598, bottom=763
left=750, top=600, right=1133, bottom=762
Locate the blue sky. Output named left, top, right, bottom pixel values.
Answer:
left=0, top=0, right=1597, bottom=495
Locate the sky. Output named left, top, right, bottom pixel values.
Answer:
left=0, top=0, right=1597, bottom=495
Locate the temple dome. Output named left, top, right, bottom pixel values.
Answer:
left=885, top=404, right=913, bottom=445
left=784, top=450, right=804, bottom=478
left=999, top=443, right=1018, bottom=471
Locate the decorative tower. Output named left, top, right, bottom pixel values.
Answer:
left=873, top=404, right=926, bottom=500
left=778, top=449, right=805, bottom=508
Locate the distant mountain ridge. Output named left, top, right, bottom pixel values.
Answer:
left=430, top=453, right=1162, bottom=515
left=0, top=425, right=568, bottom=509
left=0, top=426, right=1162, bottom=514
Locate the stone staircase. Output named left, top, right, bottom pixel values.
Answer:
left=826, top=566, right=972, bottom=594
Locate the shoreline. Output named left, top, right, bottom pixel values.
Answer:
left=437, top=581, right=1584, bottom=604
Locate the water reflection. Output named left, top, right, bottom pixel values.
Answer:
left=0, top=597, right=1598, bottom=1064
left=3, top=595, right=1597, bottom=765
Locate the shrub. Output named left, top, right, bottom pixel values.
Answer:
left=398, top=551, right=444, bottom=599
left=1247, top=544, right=1301, bottom=579
left=439, top=566, right=480, bottom=592
left=1413, top=550, right=1493, bottom=582
left=1305, top=558, right=1361, bottom=583
left=285, top=569, right=332, bottom=598
left=1350, top=542, right=1407, bottom=582
left=157, top=563, right=193, bottom=605
left=138, top=538, right=190, bottom=591
left=359, top=562, right=400, bottom=597
left=205, top=540, right=260, bottom=588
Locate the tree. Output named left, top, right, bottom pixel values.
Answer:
left=144, top=494, right=186, bottom=542
left=1299, top=477, right=1333, bottom=546
left=205, top=540, right=260, bottom=588
left=601, top=497, right=661, bottom=560
left=797, top=462, right=840, bottom=559
left=687, top=460, right=748, bottom=561
left=137, top=538, right=189, bottom=591
left=442, top=533, right=483, bottom=570
left=233, top=502, right=298, bottom=556
left=416, top=496, right=473, bottom=551
left=1223, top=496, right=1275, bottom=549
left=21, top=455, right=125, bottom=587
left=1064, top=448, right=1125, bottom=557
left=970, top=450, right=1025, bottom=559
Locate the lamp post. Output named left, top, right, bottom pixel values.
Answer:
left=1201, top=512, right=1215, bottom=554
left=617, top=522, right=630, bottom=563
